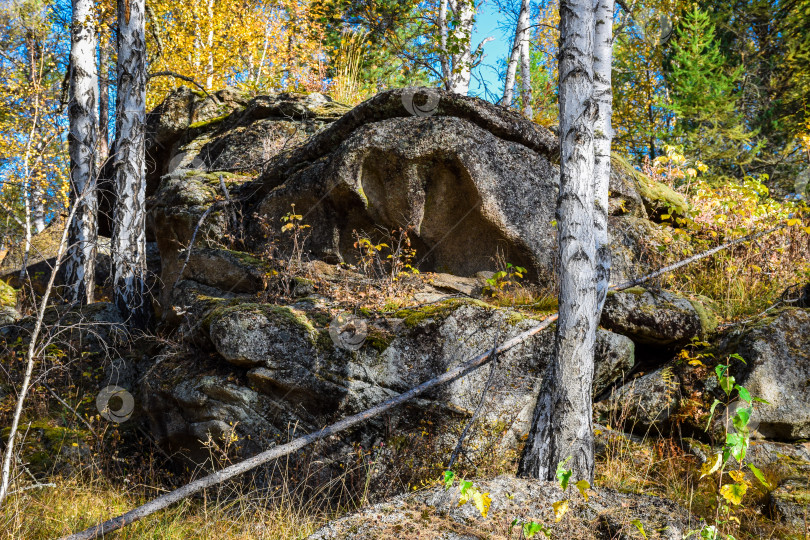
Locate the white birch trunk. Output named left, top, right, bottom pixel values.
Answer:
left=503, top=0, right=530, bottom=106
left=448, top=0, right=475, bottom=94
left=593, top=0, right=614, bottom=313
left=518, top=0, right=598, bottom=483
left=65, top=0, right=99, bottom=305
left=112, top=0, right=150, bottom=328
left=439, top=0, right=450, bottom=88
left=520, top=31, right=533, bottom=118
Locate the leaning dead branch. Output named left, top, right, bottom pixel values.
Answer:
left=60, top=223, right=786, bottom=540
left=0, top=192, right=84, bottom=506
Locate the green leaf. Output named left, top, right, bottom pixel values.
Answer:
left=631, top=519, right=648, bottom=539
left=715, top=364, right=728, bottom=379
left=732, top=406, right=753, bottom=432
left=699, top=525, right=720, bottom=540
left=524, top=521, right=551, bottom=538
left=442, top=470, right=455, bottom=490
left=726, top=432, right=749, bottom=462
left=719, top=374, right=736, bottom=395
left=728, top=353, right=746, bottom=364
left=575, top=479, right=591, bottom=501
left=719, top=482, right=747, bottom=505
left=753, top=396, right=771, bottom=405
left=747, top=463, right=771, bottom=489
left=459, top=480, right=473, bottom=496
left=735, top=385, right=751, bottom=403
left=556, top=457, right=573, bottom=490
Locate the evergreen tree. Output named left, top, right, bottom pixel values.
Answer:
left=666, top=6, right=759, bottom=176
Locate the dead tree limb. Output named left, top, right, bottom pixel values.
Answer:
left=147, top=71, right=213, bottom=99
left=0, top=192, right=82, bottom=506
left=60, top=223, right=787, bottom=540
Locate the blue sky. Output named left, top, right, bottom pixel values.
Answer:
left=470, top=2, right=514, bottom=100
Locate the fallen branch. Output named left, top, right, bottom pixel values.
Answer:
left=60, top=224, right=786, bottom=539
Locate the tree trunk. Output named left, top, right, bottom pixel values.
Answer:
left=112, top=0, right=150, bottom=329
left=64, top=0, right=99, bottom=305
left=520, top=30, right=533, bottom=118
left=448, top=0, right=475, bottom=94
left=593, top=0, right=614, bottom=313
left=503, top=0, right=530, bottom=106
left=439, top=0, right=450, bottom=88
left=98, top=30, right=110, bottom=167
left=518, top=0, right=598, bottom=483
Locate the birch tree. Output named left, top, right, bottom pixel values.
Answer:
left=450, top=0, right=475, bottom=93
left=112, top=0, right=150, bottom=328
left=593, top=0, right=613, bottom=311
left=518, top=0, right=600, bottom=482
left=503, top=0, right=530, bottom=107
left=519, top=27, right=533, bottom=117
left=438, top=0, right=484, bottom=94
left=64, top=0, right=99, bottom=305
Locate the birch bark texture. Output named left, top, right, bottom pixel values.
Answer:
left=449, top=0, right=476, bottom=94
left=593, top=0, right=614, bottom=312
left=520, top=30, right=533, bottom=118
left=112, top=0, right=150, bottom=328
left=518, top=0, right=599, bottom=482
left=438, top=0, right=477, bottom=94
left=64, top=0, right=99, bottom=305
left=503, top=0, right=531, bottom=107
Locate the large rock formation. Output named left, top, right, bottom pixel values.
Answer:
left=146, top=87, right=674, bottom=304
left=141, top=295, right=635, bottom=470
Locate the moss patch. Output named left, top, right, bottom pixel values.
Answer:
left=189, top=113, right=229, bottom=130
left=688, top=298, right=719, bottom=336
left=0, top=279, right=16, bottom=307
left=395, top=298, right=491, bottom=328
left=612, top=154, right=689, bottom=219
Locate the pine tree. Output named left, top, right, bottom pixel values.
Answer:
left=667, top=6, right=759, bottom=176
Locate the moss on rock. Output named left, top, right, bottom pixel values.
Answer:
left=394, top=298, right=491, bottom=328
left=0, top=279, right=17, bottom=308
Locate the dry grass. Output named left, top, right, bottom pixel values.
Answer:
left=0, top=476, right=325, bottom=539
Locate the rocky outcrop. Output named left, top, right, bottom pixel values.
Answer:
left=729, top=308, right=810, bottom=440
left=308, top=474, right=697, bottom=539
left=600, top=287, right=717, bottom=348
left=596, top=366, right=680, bottom=435
left=141, top=297, right=635, bottom=471
left=241, top=88, right=668, bottom=284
